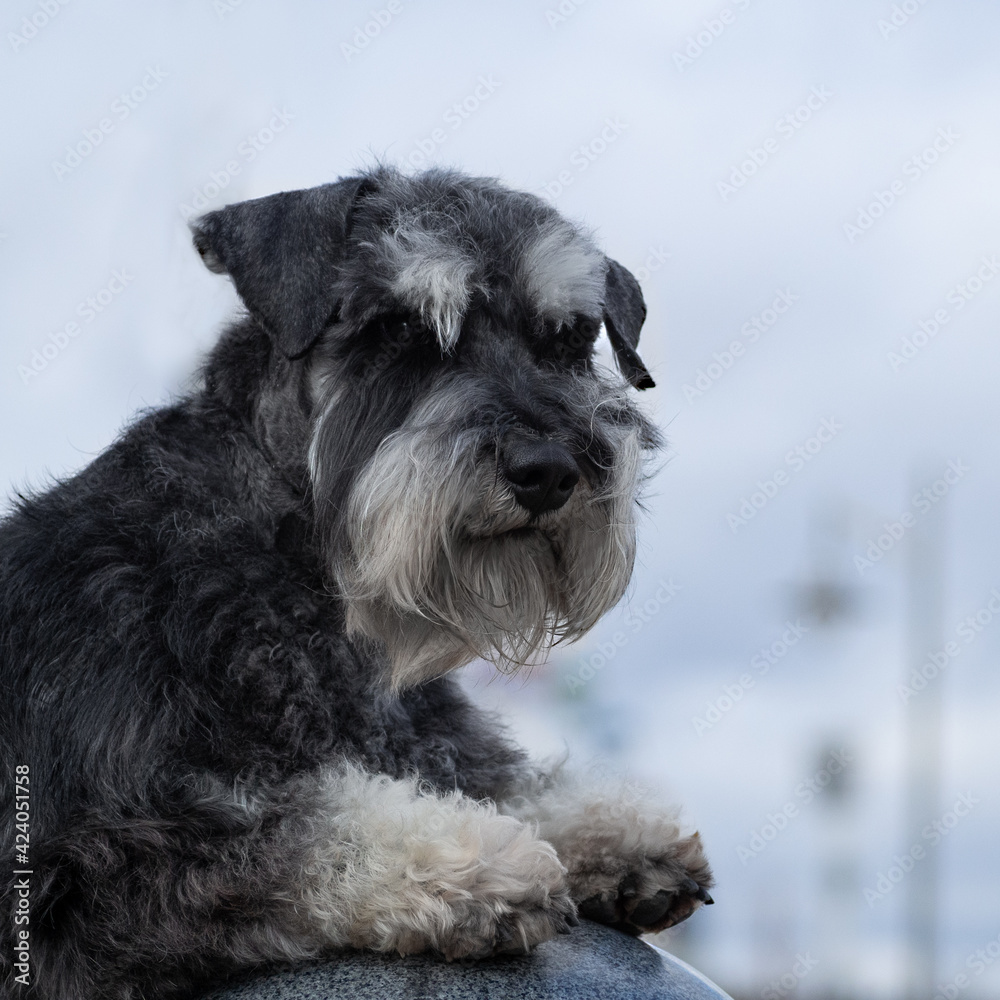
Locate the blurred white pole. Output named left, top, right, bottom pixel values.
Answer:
left=903, top=482, right=945, bottom=1000
left=811, top=737, right=859, bottom=1000
left=796, top=504, right=862, bottom=1000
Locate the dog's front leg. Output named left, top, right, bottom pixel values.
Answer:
left=296, top=766, right=578, bottom=959
left=29, top=767, right=577, bottom=998
left=500, top=768, right=714, bottom=935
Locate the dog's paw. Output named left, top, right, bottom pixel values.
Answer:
left=437, top=873, right=579, bottom=961
left=382, top=815, right=578, bottom=961
left=567, top=831, right=714, bottom=936
left=503, top=771, right=717, bottom=936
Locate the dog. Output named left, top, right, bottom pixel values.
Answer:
left=0, top=167, right=713, bottom=1000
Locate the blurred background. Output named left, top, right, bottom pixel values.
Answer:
left=2, top=1, right=998, bottom=997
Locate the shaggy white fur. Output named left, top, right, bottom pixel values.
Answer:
left=519, top=220, right=607, bottom=327
left=335, top=378, right=643, bottom=688
left=288, top=767, right=576, bottom=959
left=376, top=222, right=477, bottom=352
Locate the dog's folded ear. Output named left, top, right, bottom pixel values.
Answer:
left=190, top=177, right=374, bottom=359
left=602, top=259, right=655, bottom=390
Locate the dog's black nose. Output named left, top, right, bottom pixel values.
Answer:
left=501, top=438, right=580, bottom=515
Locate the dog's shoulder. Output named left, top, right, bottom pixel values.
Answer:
left=0, top=387, right=347, bottom=788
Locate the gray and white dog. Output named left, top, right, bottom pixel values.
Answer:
left=0, top=167, right=712, bottom=1000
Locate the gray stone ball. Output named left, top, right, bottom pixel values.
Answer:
left=200, top=920, right=732, bottom=1000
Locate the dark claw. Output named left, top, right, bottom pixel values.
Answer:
left=681, top=877, right=714, bottom=904
left=566, top=908, right=580, bottom=927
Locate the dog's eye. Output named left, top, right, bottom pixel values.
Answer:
left=378, top=314, right=420, bottom=340
left=353, top=313, right=438, bottom=376
left=547, top=317, right=599, bottom=364
left=360, top=313, right=434, bottom=348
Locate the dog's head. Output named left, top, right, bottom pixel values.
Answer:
left=192, top=167, right=660, bottom=688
